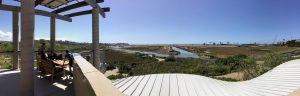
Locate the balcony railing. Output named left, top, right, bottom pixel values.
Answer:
left=73, top=53, right=124, bottom=96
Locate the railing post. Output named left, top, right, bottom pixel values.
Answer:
left=20, top=0, right=35, bottom=95
left=12, top=11, right=19, bottom=70
left=92, top=8, right=100, bottom=70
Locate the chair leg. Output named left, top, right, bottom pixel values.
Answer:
left=52, top=68, right=55, bottom=81
left=63, top=66, right=66, bottom=78
left=69, top=65, right=73, bottom=76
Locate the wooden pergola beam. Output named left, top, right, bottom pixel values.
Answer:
left=65, top=10, right=92, bottom=17
left=64, top=7, right=109, bottom=17
left=0, top=4, right=72, bottom=22
left=52, top=0, right=104, bottom=13
left=35, top=0, right=45, bottom=7
left=83, top=0, right=106, bottom=18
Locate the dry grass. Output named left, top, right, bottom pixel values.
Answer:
left=104, top=68, right=119, bottom=77
left=180, top=46, right=299, bottom=58
left=215, top=72, right=244, bottom=81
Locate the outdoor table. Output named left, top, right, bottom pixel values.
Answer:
left=53, top=60, right=69, bottom=66
left=53, top=60, right=69, bottom=77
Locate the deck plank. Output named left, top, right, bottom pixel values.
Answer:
left=113, top=59, right=300, bottom=96
left=139, top=74, right=157, bottom=96
left=149, top=74, right=163, bottom=96
left=131, top=75, right=151, bottom=96
left=160, top=74, right=170, bottom=96
left=169, top=74, right=180, bottom=96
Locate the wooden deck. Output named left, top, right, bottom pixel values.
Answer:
left=113, top=59, right=300, bottom=96
left=0, top=69, right=73, bottom=96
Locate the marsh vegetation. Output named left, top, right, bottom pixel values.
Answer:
left=105, top=46, right=299, bottom=81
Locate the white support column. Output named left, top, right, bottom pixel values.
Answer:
left=20, top=0, right=35, bottom=96
left=92, top=8, right=100, bottom=69
left=12, top=11, right=19, bottom=70
left=99, top=49, right=106, bottom=72
left=50, top=16, right=55, bottom=52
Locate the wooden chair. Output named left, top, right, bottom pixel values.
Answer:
left=40, top=59, right=64, bottom=81
left=56, top=54, right=63, bottom=60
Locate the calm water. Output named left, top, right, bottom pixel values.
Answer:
left=111, top=46, right=199, bottom=58
left=172, top=47, right=199, bottom=58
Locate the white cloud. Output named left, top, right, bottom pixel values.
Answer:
left=0, top=30, right=12, bottom=41
left=0, top=30, right=68, bottom=41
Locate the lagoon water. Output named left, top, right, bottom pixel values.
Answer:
left=111, top=46, right=199, bottom=58
left=172, top=47, right=199, bottom=58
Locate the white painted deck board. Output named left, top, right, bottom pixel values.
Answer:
left=177, top=74, right=189, bottom=96
left=113, top=78, right=126, bottom=85
left=115, top=76, right=133, bottom=88
left=119, top=76, right=139, bottom=92
left=123, top=76, right=145, bottom=95
left=169, top=74, right=180, bottom=96
left=149, top=74, right=163, bottom=96
left=113, top=59, right=300, bottom=96
left=131, top=75, right=151, bottom=96
left=159, top=74, right=170, bottom=96
left=139, top=75, right=157, bottom=96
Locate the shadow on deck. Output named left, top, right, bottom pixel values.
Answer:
left=0, top=69, right=74, bottom=96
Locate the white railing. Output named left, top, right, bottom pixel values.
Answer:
left=73, top=53, right=124, bottom=96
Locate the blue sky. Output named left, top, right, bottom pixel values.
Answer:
left=0, top=0, right=300, bottom=44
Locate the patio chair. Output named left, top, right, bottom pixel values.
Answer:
left=56, top=54, right=63, bottom=60
left=40, top=59, right=64, bottom=81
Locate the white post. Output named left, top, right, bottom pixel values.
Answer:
left=99, top=49, right=106, bottom=72
left=50, top=16, right=55, bottom=52
left=12, top=11, right=19, bottom=70
left=20, top=0, right=35, bottom=95
left=92, top=8, right=100, bottom=69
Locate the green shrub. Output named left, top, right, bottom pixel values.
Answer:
left=242, top=53, right=294, bottom=80
left=165, top=55, right=176, bottom=62
left=0, top=43, right=13, bottom=52
left=107, top=74, right=125, bottom=80
left=0, top=61, right=12, bottom=69
left=213, top=77, right=239, bottom=82
left=106, top=63, right=116, bottom=70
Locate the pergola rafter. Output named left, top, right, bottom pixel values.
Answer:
left=35, top=0, right=46, bottom=7
left=0, top=4, right=72, bottom=22
left=83, top=0, right=106, bottom=18
left=52, top=0, right=104, bottom=13
left=16, top=0, right=76, bottom=9
left=65, top=7, right=109, bottom=17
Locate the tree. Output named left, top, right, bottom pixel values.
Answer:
left=286, top=40, right=300, bottom=47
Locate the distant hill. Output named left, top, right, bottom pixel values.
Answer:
left=0, top=39, right=129, bottom=52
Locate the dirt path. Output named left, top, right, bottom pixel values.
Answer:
left=104, top=68, right=119, bottom=77
left=215, top=72, right=244, bottom=80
